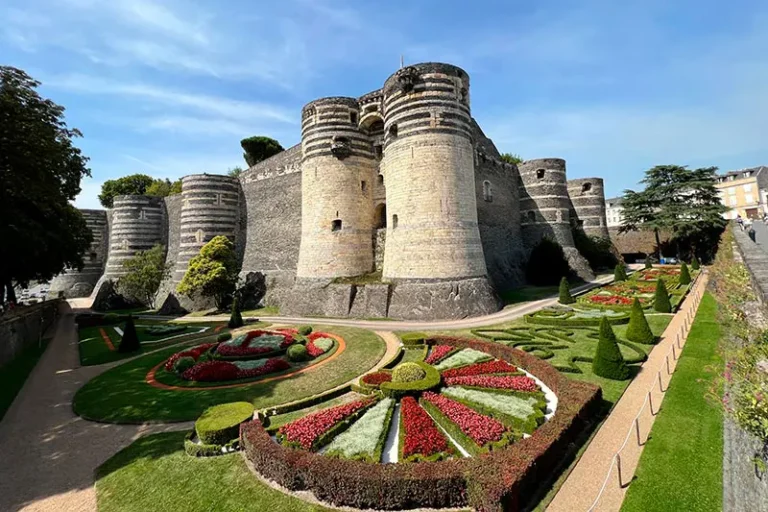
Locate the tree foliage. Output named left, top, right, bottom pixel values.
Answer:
left=499, top=153, right=523, bottom=165
left=654, top=278, right=672, bottom=313
left=614, top=263, right=628, bottom=282
left=117, top=244, right=171, bottom=308
left=0, top=66, right=93, bottom=301
left=240, top=136, right=283, bottom=167
left=679, top=262, right=691, bottom=285
left=145, top=178, right=182, bottom=197
left=619, top=165, right=727, bottom=261
left=228, top=166, right=244, bottom=178
left=558, top=277, right=575, bottom=304
left=592, top=317, right=630, bottom=380
left=626, top=298, right=655, bottom=344
left=526, top=238, right=570, bottom=286
left=100, top=174, right=181, bottom=207
left=176, top=236, right=238, bottom=309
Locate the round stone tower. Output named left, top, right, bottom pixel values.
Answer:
left=103, top=195, right=164, bottom=280
left=379, top=62, right=487, bottom=281
left=48, top=209, right=109, bottom=298
left=296, top=97, right=377, bottom=278
left=518, top=158, right=594, bottom=280
left=174, top=174, right=240, bottom=284
left=567, top=177, right=609, bottom=239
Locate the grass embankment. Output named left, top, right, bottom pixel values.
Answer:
left=73, top=325, right=386, bottom=423
left=96, top=431, right=333, bottom=512
left=0, top=338, right=50, bottom=421
left=622, top=293, right=723, bottom=512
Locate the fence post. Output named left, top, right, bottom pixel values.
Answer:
left=635, top=417, right=642, bottom=446
left=658, top=371, right=665, bottom=392
left=672, top=343, right=677, bottom=360
left=649, top=391, right=655, bottom=415
left=666, top=354, right=671, bottom=374
left=616, top=453, right=623, bottom=488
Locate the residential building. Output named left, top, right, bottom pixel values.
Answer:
left=715, top=166, right=768, bottom=220
left=605, top=197, right=624, bottom=227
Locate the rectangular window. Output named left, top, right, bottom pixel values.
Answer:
left=744, top=184, right=752, bottom=192
left=746, top=193, right=754, bottom=204
left=728, top=187, right=736, bottom=195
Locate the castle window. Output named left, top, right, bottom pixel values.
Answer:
left=377, top=174, right=384, bottom=186
left=482, top=180, right=493, bottom=202
left=332, top=219, right=342, bottom=232
left=388, top=124, right=398, bottom=138
left=374, top=144, right=383, bottom=160
left=536, top=168, right=545, bottom=179
left=392, top=214, right=399, bottom=229
left=89, top=252, right=97, bottom=261
left=361, top=180, right=367, bottom=193
left=375, top=204, right=387, bottom=229
left=582, top=182, right=592, bottom=193
left=350, top=111, right=358, bottom=124
left=527, top=211, right=536, bottom=222
left=364, top=104, right=379, bottom=114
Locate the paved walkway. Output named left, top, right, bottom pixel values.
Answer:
left=547, top=272, right=708, bottom=512
left=0, top=302, right=192, bottom=512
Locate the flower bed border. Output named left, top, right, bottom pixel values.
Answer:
left=241, top=335, right=602, bottom=511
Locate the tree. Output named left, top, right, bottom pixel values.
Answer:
left=145, top=178, right=182, bottom=197
left=679, top=262, right=691, bottom=285
left=228, top=296, right=244, bottom=328
left=228, top=166, right=244, bottom=178
left=654, top=278, right=671, bottom=313
left=0, top=66, right=93, bottom=303
left=626, top=298, right=655, bottom=344
left=240, top=136, right=283, bottom=167
left=117, top=315, right=140, bottom=353
left=558, top=277, right=575, bottom=304
left=691, top=255, right=700, bottom=270
left=117, top=244, right=171, bottom=308
left=99, top=174, right=155, bottom=208
left=176, top=235, right=238, bottom=310
left=525, top=238, right=570, bottom=286
left=614, top=263, right=627, bottom=282
left=644, top=256, right=653, bottom=269
left=619, top=165, right=727, bottom=261
left=500, top=153, right=523, bottom=165
left=592, top=317, right=630, bottom=380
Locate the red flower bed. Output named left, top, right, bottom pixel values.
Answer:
left=440, top=360, right=518, bottom=379
left=588, top=294, right=632, bottom=306
left=164, top=343, right=216, bottom=372
left=424, top=345, right=454, bottom=364
left=422, top=392, right=505, bottom=446
left=306, top=333, right=334, bottom=358
left=361, top=371, right=392, bottom=386
left=182, top=360, right=239, bottom=381
left=400, top=396, right=451, bottom=459
left=238, top=358, right=291, bottom=379
left=216, top=330, right=294, bottom=357
left=278, top=398, right=374, bottom=450
left=444, top=374, right=538, bottom=392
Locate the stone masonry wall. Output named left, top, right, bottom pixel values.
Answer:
left=567, top=177, right=610, bottom=239
left=0, top=300, right=59, bottom=367
left=103, top=195, right=164, bottom=280
left=48, top=210, right=109, bottom=298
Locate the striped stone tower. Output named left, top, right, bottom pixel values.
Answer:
left=380, top=62, right=488, bottom=281
left=103, top=196, right=164, bottom=279
left=296, top=97, right=377, bottom=278
left=48, top=209, right=109, bottom=297
left=173, top=174, right=240, bottom=283
left=567, top=177, right=610, bottom=239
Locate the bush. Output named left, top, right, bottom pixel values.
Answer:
left=184, top=430, right=239, bottom=457
left=558, top=277, right=575, bottom=305
left=195, top=402, right=255, bottom=445
left=654, top=278, right=672, bottom=313
left=217, top=332, right=232, bottom=342
left=526, top=238, right=570, bottom=286
left=591, top=318, right=630, bottom=380
left=679, top=262, right=691, bottom=285
left=117, top=315, right=140, bottom=353
left=298, top=325, right=313, bottom=335
left=392, top=362, right=426, bottom=383
left=400, top=333, right=426, bottom=346
left=380, top=362, right=441, bottom=398
left=626, top=298, right=655, bottom=344
left=173, top=356, right=196, bottom=374
left=691, top=255, right=700, bottom=270
left=287, top=344, right=309, bottom=362
left=228, top=297, right=244, bottom=328
left=645, top=256, right=653, bottom=269
left=613, top=264, right=627, bottom=282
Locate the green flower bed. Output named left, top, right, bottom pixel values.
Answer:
left=441, top=386, right=546, bottom=434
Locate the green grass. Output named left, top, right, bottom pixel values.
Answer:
left=621, top=293, right=723, bottom=512
left=0, top=337, right=50, bottom=421
left=241, top=305, right=280, bottom=316
left=499, top=285, right=560, bottom=305
left=73, top=325, right=387, bottom=423
left=96, top=431, right=332, bottom=512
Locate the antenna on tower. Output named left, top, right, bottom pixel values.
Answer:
left=400, top=55, right=404, bottom=69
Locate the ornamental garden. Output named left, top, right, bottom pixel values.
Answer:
left=77, top=264, right=699, bottom=511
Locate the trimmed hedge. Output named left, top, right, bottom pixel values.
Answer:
left=591, top=318, right=630, bottom=380
left=298, top=325, right=313, bottom=335
left=216, top=332, right=232, bottom=342
left=614, top=264, right=627, bottom=282
left=654, top=278, right=672, bottom=313
left=691, top=255, right=700, bottom=270
left=241, top=335, right=602, bottom=511
left=400, top=332, right=427, bottom=346
left=626, top=298, right=655, bottom=345
left=524, top=311, right=630, bottom=327
left=173, top=356, right=196, bottom=374
left=117, top=315, right=140, bottom=353
left=379, top=361, right=441, bottom=398
left=195, top=402, right=255, bottom=445
left=184, top=430, right=240, bottom=457
left=679, top=262, right=691, bottom=285
left=228, top=297, right=244, bottom=329
left=391, top=362, right=426, bottom=383
left=261, top=385, right=352, bottom=420
left=558, top=277, right=575, bottom=305
left=287, top=344, right=309, bottom=362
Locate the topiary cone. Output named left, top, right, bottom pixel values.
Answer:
left=691, top=255, right=700, bottom=270
left=679, top=262, right=691, bottom=285
left=626, top=298, right=655, bottom=344
left=614, top=264, right=626, bottom=282
left=559, top=277, right=575, bottom=304
left=118, top=315, right=140, bottom=353
left=644, top=256, right=652, bottom=269
left=654, top=278, right=672, bottom=313
left=592, top=317, right=629, bottom=380
left=228, top=296, right=244, bottom=328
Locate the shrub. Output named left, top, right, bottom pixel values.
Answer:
left=228, top=297, right=244, bottom=328
left=592, top=317, right=630, bottom=380
left=176, top=235, right=238, bottom=310
left=287, top=344, right=309, bottom=362
left=691, top=255, right=700, bottom=270
left=613, top=263, right=627, bottom=282
left=654, top=278, right=672, bottom=313
left=626, top=298, right=655, bottom=344
left=380, top=362, right=441, bottom=398
left=526, top=237, right=570, bottom=286
left=558, top=277, right=575, bottom=304
left=195, top=402, right=254, bottom=445
left=298, top=325, right=313, bottom=335
left=184, top=430, right=240, bottom=457
left=679, top=262, right=691, bottom=285
left=400, top=332, right=426, bottom=346
left=117, top=315, right=140, bottom=353
left=173, top=356, right=196, bottom=374
left=645, top=256, right=653, bottom=269
left=392, top=362, right=426, bottom=383
left=217, top=332, right=232, bottom=342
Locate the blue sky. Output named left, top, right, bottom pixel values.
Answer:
left=3, top=0, right=767, bottom=208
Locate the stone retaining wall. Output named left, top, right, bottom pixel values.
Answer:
left=732, top=226, right=768, bottom=304
left=0, top=301, right=59, bottom=367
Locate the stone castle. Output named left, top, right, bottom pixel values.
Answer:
left=50, top=62, right=610, bottom=320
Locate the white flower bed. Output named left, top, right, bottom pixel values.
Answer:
left=442, top=387, right=539, bottom=419
left=312, top=337, right=334, bottom=352
left=324, top=398, right=394, bottom=460
left=434, top=348, right=491, bottom=370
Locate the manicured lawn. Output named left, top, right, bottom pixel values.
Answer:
left=73, top=325, right=387, bottom=423
left=0, top=337, right=50, bottom=421
left=96, top=431, right=333, bottom=512
left=622, top=293, right=723, bottom=512
left=500, top=285, right=560, bottom=305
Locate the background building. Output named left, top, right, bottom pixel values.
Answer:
left=715, top=166, right=768, bottom=220
left=605, top=197, right=624, bottom=227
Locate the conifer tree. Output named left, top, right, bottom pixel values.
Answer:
left=228, top=296, right=244, bottom=328
left=558, top=277, right=575, bottom=304
left=118, top=315, right=140, bottom=353
left=679, top=262, right=691, bottom=285
left=614, top=263, right=627, bottom=282
left=626, top=298, right=655, bottom=344
left=691, top=255, right=700, bottom=270
left=644, top=256, right=653, bottom=269
left=592, top=317, right=630, bottom=380
left=654, top=278, right=672, bottom=313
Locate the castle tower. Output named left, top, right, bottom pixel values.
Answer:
left=567, top=177, right=609, bottom=239
left=296, top=97, right=377, bottom=278
left=380, top=63, right=488, bottom=281
left=48, top=209, right=108, bottom=298
left=103, top=195, right=164, bottom=280
left=518, top=158, right=594, bottom=280
left=174, top=174, right=240, bottom=283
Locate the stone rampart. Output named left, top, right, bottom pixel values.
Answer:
left=0, top=300, right=59, bottom=367
left=567, top=177, right=609, bottom=239
left=48, top=210, right=108, bottom=298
